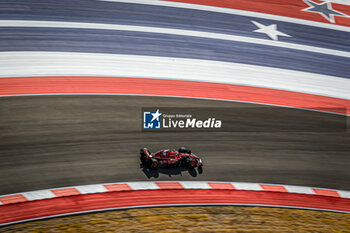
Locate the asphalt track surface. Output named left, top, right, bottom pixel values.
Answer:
left=0, top=95, right=349, bottom=195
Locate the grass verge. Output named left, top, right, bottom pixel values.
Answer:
left=2, top=206, right=350, bottom=232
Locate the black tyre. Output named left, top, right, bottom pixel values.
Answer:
left=149, top=159, right=159, bottom=170
left=140, top=154, right=147, bottom=163
left=140, top=148, right=147, bottom=163
left=186, top=157, right=197, bottom=168
left=198, top=165, right=203, bottom=174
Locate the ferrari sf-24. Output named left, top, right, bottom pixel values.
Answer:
left=140, top=147, right=203, bottom=170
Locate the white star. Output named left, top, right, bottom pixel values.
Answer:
left=251, top=21, right=291, bottom=41
left=150, top=109, right=161, bottom=122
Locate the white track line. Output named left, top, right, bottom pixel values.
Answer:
left=324, top=0, right=350, bottom=6
left=0, top=20, right=349, bottom=58
left=1, top=52, right=349, bottom=100
left=99, top=0, right=350, bottom=32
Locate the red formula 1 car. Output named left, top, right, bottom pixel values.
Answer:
left=140, top=147, right=203, bottom=170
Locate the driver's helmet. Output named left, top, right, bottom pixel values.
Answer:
left=178, top=147, right=187, bottom=153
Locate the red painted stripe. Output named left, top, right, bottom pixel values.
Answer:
left=51, top=188, right=81, bottom=197
left=208, top=182, right=236, bottom=190
left=0, top=189, right=349, bottom=225
left=0, top=77, right=348, bottom=115
left=164, top=0, right=350, bottom=26
left=104, top=184, right=132, bottom=192
left=0, top=194, right=27, bottom=205
left=260, top=184, right=288, bottom=192
left=313, top=188, right=341, bottom=197
left=156, top=182, right=184, bottom=189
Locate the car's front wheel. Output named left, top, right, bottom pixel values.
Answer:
left=198, top=165, right=203, bottom=174
left=186, top=157, right=197, bottom=168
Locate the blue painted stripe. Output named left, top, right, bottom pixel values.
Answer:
left=0, top=0, right=349, bottom=53
left=1, top=28, right=349, bottom=79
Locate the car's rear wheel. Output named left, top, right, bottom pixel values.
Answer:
left=140, top=155, right=145, bottom=163
left=150, top=159, right=158, bottom=169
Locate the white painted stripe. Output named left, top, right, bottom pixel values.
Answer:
left=1, top=52, right=349, bottom=100
left=180, top=181, right=211, bottom=189
left=127, top=182, right=159, bottom=190
left=232, top=182, right=264, bottom=191
left=284, top=185, right=315, bottom=194
left=23, top=190, right=56, bottom=201
left=0, top=182, right=348, bottom=206
left=0, top=20, right=348, bottom=59
left=75, top=185, right=108, bottom=194
left=324, top=0, right=350, bottom=6
left=100, top=0, right=350, bottom=32
left=338, top=190, right=350, bottom=198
